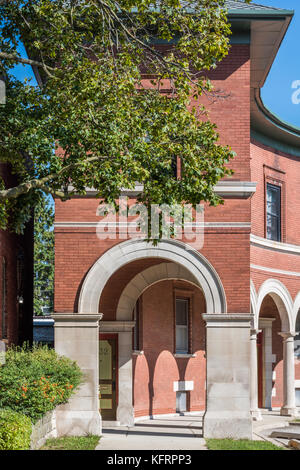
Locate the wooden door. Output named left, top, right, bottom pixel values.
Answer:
left=99, top=334, right=118, bottom=420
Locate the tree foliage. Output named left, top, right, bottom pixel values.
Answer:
left=0, top=0, right=250, bottom=232
left=34, top=194, right=54, bottom=316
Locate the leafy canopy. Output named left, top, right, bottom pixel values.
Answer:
left=34, top=194, right=54, bottom=316
left=0, top=0, right=250, bottom=232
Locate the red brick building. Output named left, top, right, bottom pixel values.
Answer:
left=0, top=163, right=34, bottom=346
left=52, top=2, right=300, bottom=439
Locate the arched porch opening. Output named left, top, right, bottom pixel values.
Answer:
left=96, top=256, right=209, bottom=426
left=252, top=279, right=297, bottom=417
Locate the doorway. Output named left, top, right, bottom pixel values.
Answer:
left=99, top=334, right=118, bottom=421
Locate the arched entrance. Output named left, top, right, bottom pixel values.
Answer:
left=78, top=237, right=226, bottom=426
left=54, top=239, right=254, bottom=439
left=78, top=238, right=226, bottom=315
left=254, top=279, right=297, bottom=417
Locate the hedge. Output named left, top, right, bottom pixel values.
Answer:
left=0, top=343, right=82, bottom=423
left=0, top=409, right=32, bottom=450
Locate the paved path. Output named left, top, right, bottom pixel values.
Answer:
left=96, top=410, right=298, bottom=450
left=96, top=415, right=207, bottom=450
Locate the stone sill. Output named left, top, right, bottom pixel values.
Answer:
left=173, top=353, right=196, bottom=358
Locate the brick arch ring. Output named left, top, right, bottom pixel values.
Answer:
left=78, top=238, right=227, bottom=314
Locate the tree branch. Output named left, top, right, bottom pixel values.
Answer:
left=0, top=52, right=56, bottom=77
left=0, top=154, right=107, bottom=200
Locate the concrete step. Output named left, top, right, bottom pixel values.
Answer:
left=271, top=426, right=300, bottom=440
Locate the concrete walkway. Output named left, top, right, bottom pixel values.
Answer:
left=96, top=410, right=298, bottom=450
left=96, top=414, right=207, bottom=450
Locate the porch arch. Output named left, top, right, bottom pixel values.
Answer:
left=293, top=291, right=300, bottom=331
left=256, top=279, right=293, bottom=332
left=78, top=239, right=226, bottom=315
left=116, top=262, right=203, bottom=321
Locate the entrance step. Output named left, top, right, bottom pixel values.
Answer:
left=270, top=426, right=300, bottom=440
left=102, top=421, right=121, bottom=427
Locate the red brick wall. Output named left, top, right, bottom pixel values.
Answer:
left=54, top=44, right=252, bottom=315
left=133, top=280, right=206, bottom=417
left=251, top=139, right=300, bottom=246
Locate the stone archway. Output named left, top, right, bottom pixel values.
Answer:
left=116, top=262, right=202, bottom=321
left=79, top=239, right=226, bottom=426
left=255, top=279, right=296, bottom=416
left=78, top=239, right=226, bottom=315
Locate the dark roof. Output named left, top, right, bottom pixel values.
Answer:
left=225, top=0, right=286, bottom=12
left=180, top=1, right=293, bottom=16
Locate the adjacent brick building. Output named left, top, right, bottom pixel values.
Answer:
left=0, top=163, right=34, bottom=346
left=52, top=2, right=300, bottom=439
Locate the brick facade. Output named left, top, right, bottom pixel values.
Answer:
left=54, top=42, right=300, bottom=416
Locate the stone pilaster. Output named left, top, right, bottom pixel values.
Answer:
left=250, top=329, right=262, bottom=421
left=203, top=314, right=253, bottom=439
left=279, top=332, right=298, bottom=417
left=52, top=314, right=102, bottom=436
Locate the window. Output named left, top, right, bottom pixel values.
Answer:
left=294, top=310, right=300, bottom=359
left=175, top=298, right=189, bottom=354
left=296, top=389, right=300, bottom=407
left=266, top=183, right=281, bottom=241
left=133, top=300, right=141, bottom=351
left=1, top=257, right=7, bottom=339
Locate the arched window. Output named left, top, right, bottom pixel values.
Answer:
left=295, top=310, right=300, bottom=359
left=1, top=257, right=7, bottom=339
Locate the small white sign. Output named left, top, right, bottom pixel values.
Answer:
left=173, top=380, right=194, bottom=392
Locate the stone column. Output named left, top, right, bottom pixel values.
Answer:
left=52, top=314, right=102, bottom=436
left=279, top=332, right=297, bottom=417
left=117, top=330, right=135, bottom=426
left=250, top=329, right=262, bottom=421
left=203, top=314, right=253, bottom=439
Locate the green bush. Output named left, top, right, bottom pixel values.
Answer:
left=0, top=409, right=32, bottom=450
left=0, top=343, right=82, bottom=423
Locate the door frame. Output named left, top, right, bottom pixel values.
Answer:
left=99, top=333, right=119, bottom=420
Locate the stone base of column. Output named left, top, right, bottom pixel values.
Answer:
left=53, top=314, right=103, bottom=437
left=203, top=411, right=252, bottom=439
left=56, top=408, right=102, bottom=436
left=280, top=407, right=298, bottom=417
left=251, top=409, right=262, bottom=421
left=117, top=405, right=135, bottom=426
left=203, top=314, right=253, bottom=440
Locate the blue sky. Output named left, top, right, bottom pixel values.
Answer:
left=10, top=0, right=300, bottom=128
left=258, top=0, right=300, bottom=128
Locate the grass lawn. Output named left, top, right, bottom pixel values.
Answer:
left=40, top=435, right=100, bottom=450
left=206, top=439, right=284, bottom=451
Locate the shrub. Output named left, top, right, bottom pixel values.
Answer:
left=0, top=343, right=82, bottom=423
left=0, top=409, right=32, bottom=450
